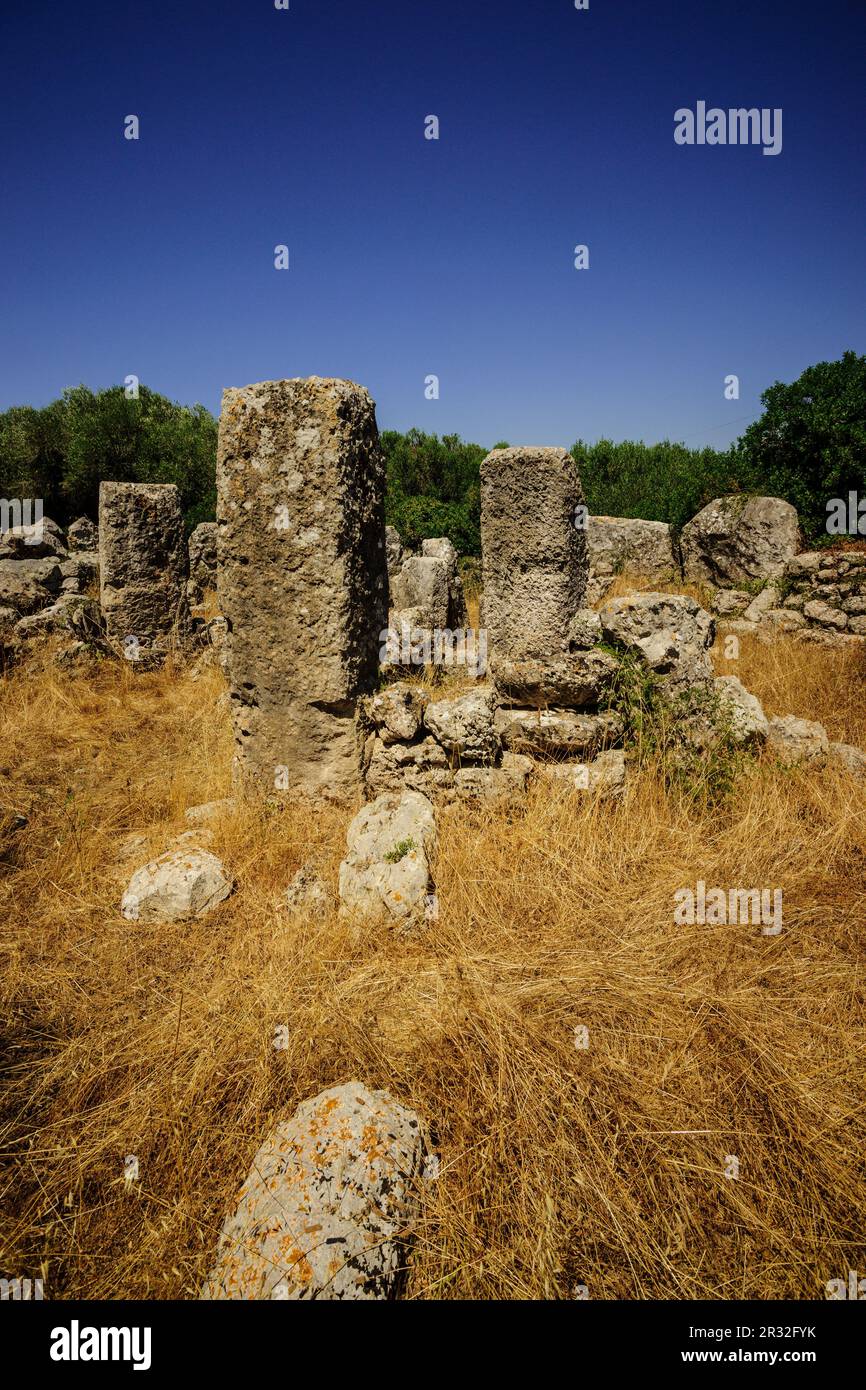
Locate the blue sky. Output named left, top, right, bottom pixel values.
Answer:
left=1, top=0, right=864, bottom=451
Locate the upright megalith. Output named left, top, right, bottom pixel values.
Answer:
left=98, top=482, right=190, bottom=651
left=217, top=377, right=387, bottom=800
left=480, top=447, right=587, bottom=663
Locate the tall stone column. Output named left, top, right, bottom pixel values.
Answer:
left=480, top=447, right=588, bottom=661
left=98, top=482, right=190, bottom=652
left=217, top=377, right=387, bottom=800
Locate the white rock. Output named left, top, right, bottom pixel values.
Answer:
left=338, top=790, right=437, bottom=929
left=767, top=715, right=829, bottom=765
left=713, top=675, right=768, bottom=745
left=121, top=849, right=234, bottom=922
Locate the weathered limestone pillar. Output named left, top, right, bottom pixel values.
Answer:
left=217, top=377, right=387, bottom=800
left=98, top=482, right=190, bottom=650
left=480, top=447, right=588, bottom=661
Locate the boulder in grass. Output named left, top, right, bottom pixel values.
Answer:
left=339, top=790, right=437, bottom=930
left=201, top=1081, right=426, bottom=1300
left=121, top=849, right=234, bottom=922
left=766, top=715, right=829, bottom=766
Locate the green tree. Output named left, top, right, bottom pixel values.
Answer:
left=734, top=351, right=866, bottom=540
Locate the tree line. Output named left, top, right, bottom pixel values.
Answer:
left=1, top=353, right=863, bottom=552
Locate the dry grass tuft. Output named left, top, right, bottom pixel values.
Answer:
left=1, top=626, right=864, bottom=1300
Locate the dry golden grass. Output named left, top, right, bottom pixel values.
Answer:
left=1, top=618, right=865, bottom=1301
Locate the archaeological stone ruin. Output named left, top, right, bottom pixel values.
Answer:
left=99, top=481, right=191, bottom=654
left=216, top=377, right=388, bottom=801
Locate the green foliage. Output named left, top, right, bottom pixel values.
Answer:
left=603, top=652, right=749, bottom=807
left=734, top=351, right=866, bottom=542
left=0, top=384, right=217, bottom=531
left=570, top=437, right=755, bottom=537
left=382, top=428, right=485, bottom=555
left=383, top=837, right=416, bottom=863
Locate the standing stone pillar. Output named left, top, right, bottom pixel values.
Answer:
left=480, top=447, right=587, bottom=661
left=217, top=377, right=387, bottom=800
left=99, top=482, right=191, bottom=652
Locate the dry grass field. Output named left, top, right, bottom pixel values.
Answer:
left=1, top=589, right=865, bottom=1300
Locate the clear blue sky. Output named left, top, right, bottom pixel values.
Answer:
left=1, top=0, right=864, bottom=451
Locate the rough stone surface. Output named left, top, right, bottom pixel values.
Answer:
left=423, top=686, right=499, bottom=761
left=495, top=707, right=623, bottom=759
left=767, top=715, right=829, bottom=765
left=120, top=849, right=234, bottom=922
left=567, top=608, right=603, bottom=649
left=481, top=446, right=588, bottom=665
left=827, top=741, right=866, bottom=777
left=0, top=515, right=67, bottom=560
left=588, top=516, right=678, bottom=582
left=202, top=1082, right=425, bottom=1300
left=421, top=537, right=468, bottom=627
left=188, top=522, right=218, bottom=603
left=742, top=583, right=781, bottom=623
left=452, top=752, right=533, bottom=801
left=338, top=790, right=437, bottom=929
left=712, top=589, right=752, bottom=618
left=599, top=592, right=715, bottom=692
left=543, top=749, right=627, bottom=799
left=359, top=682, right=426, bottom=745
left=217, top=378, right=387, bottom=801
left=66, top=516, right=98, bottom=552
left=680, top=495, right=800, bottom=586
left=491, top=649, right=618, bottom=707
left=284, top=866, right=332, bottom=918
left=713, top=675, right=768, bottom=746
left=384, top=525, right=404, bottom=579
left=99, top=482, right=191, bottom=648
left=0, top=559, right=63, bottom=615
left=362, top=735, right=454, bottom=799
left=390, top=556, right=450, bottom=630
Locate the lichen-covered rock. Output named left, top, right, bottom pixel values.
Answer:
left=99, top=482, right=191, bottom=649
left=201, top=1082, right=426, bottom=1300
left=713, top=675, right=768, bottom=746
left=120, top=849, right=234, bottom=922
left=480, top=446, right=588, bottom=663
left=599, top=592, right=715, bottom=692
left=767, top=715, right=829, bottom=765
left=494, top=707, right=623, bottom=758
left=339, top=790, right=437, bottom=929
left=424, top=686, right=499, bottom=761
left=680, top=495, right=800, bottom=586
left=217, top=378, right=387, bottom=801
